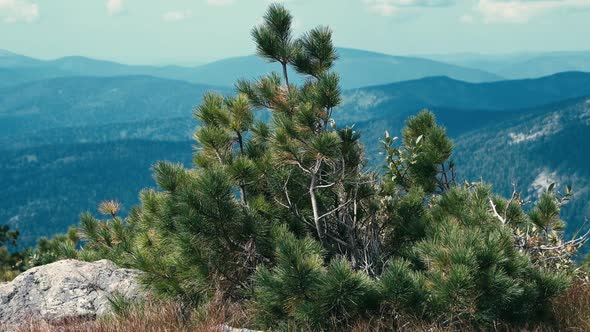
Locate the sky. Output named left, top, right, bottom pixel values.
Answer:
left=0, top=0, right=589, bottom=65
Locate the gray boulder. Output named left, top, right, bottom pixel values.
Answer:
left=0, top=259, right=145, bottom=329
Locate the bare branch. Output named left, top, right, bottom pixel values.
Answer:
left=539, top=227, right=590, bottom=251
left=318, top=199, right=353, bottom=221
left=286, top=159, right=312, bottom=174
left=315, top=182, right=335, bottom=189
left=273, top=197, right=290, bottom=209
left=489, top=198, right=506, bottom=224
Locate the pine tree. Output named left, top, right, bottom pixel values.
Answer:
left=238, top=4, right=379, bottom=271
left=377, top=112, right=577, bottom=326
left=31, top=4, right=588, bottom=329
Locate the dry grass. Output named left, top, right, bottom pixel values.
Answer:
left=552, top=281, right=590, bottom=331
left=348, top=320, right=557, bottom=332
left=12, top=292, right=250, bottom=332
left=9, top=283, right=590, bottom=332
left=347, top=315, right=553, bottom=332
left=14, top=303, right=196, bottom=332
left=347, top=283, right=590, bottom=332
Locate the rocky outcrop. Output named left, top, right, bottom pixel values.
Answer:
left=222, top=326, right=263, bottom=332
left=0, top=259, right=145, bottom=329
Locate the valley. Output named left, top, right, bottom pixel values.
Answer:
left=1, top=50, right=589, bottom=249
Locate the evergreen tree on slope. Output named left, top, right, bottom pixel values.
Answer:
left=38, top=4, right=589, bottom=329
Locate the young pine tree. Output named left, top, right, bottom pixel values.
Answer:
left=35, top=4, right=587, bottom=330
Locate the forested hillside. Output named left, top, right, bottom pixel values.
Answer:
left=0, top=140, right=192, bottom=246
left=3, top=71, right=590, bottom=144
left=453, top=98, right=590, bottom=238
left=2, top=73, right=590, bottom=248
left=0, top=76, right=225, bottom=137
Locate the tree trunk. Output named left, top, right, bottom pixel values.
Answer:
left=236, top=131, right=247, bottom=205
left=282, top=62, right=290, bottom=91
left=236, top=131, right=245, bottom=155
left=309, top=165, right=324, bottom=243
left=239, top=186, right=247, bottom=205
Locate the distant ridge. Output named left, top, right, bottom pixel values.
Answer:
left=344, top=71, right=590, bottom=118
left=186, top=47, right=503, bottom=88
left=0, top=47, right=502, bottom=89
left=0, top=75, right=229, bottom=137
left=424, top=51, right=590, bottom=79
left=2, top=71, right=590, bottom=149
left=0, top=49, right=16, bottom=56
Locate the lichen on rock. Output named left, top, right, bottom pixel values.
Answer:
left=0, top=259, right=145, bottom=329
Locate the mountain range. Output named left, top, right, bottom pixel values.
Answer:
left=1, top=48, right=501, bottom=89
left=1, top=49, right=589, bottom=248
left=426, top=51, right=590, bottom=79
left=4, top=72, right=590, bottom=147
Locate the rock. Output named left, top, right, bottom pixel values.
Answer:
left=0, top=259, right=145, bottom=329
left=221, top=325, right=263, bottom=332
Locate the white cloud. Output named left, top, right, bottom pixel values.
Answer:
left=460, top=14, right=474, bottom=23
left=0, top=0, right=39, bottom=23
left=364, top=0, right=455, bottom=16
left=207, top=0, right=235, bottom=6
left=163, top=9, right=193, bottom=22
left=365, top=0, right=397, bottom=15
left=106, top=0, right=124, bottom=16
left=475, top=0, right=590, bottom=23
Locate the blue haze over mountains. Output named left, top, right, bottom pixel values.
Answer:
left=1, top=48, right=502, bottom=89
left=1, top=47, right=589, bottom=248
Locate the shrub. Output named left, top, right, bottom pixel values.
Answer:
left=30, top=3, right=588, bottom=330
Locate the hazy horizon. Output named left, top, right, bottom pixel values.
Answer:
left=3, top=46, right=590, bottom=68
left=1, top=0, right=590, bottom=65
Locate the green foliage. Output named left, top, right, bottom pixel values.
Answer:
left=0, top=224, right=77, bottom=280
left=381, top=110, right=454, bottom=194
left=417, top=186, right=568, bottom=322
left=378, top=175, right=576, bottom=325
left=24, top=4, right=588, bottom=330
left=0, top=224, right=24, bottom=281
left=252, top=4, right=296, bottom=66
left=26, top=226, right=80, bottom=267
left=108, top=292, right=139, bottom=318
left=292, top=27, right=338, bottom=78
left=252, top=226, right=376, bottom=329
left=380, top=259, right=427, bottom=313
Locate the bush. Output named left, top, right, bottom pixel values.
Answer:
left=252, top=226, right=378, bottom=329
left=29, top=3, right=588, bottom=330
